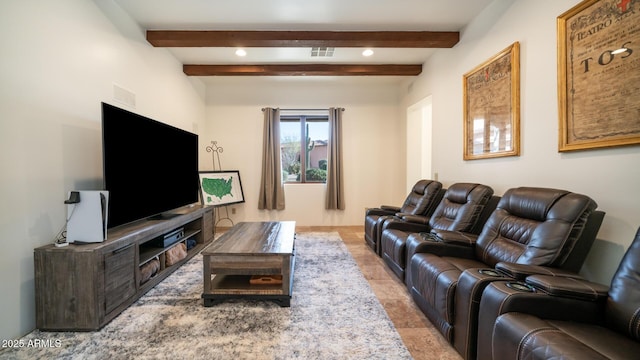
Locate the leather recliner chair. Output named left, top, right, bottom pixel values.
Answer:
left=379, top=183, right=497, bottom=284
left=452, top=208, right=604, bottom=359
left=364, top=179, right=443, bottom=255
left=406, top=187, right=599, bottom=355
left=477, top=226, right=640, bottom=360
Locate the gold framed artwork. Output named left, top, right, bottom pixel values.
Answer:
left=463, top=42, right=520, bottom=160
left=558, top=0, right=640, bottom=151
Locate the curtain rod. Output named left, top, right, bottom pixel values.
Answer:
left=261, top=108, right=345, bottom=111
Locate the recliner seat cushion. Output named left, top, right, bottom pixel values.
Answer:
left=494, top=312, right=640, bottom=360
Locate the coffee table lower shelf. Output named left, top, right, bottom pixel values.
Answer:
left=202, top=274, right=292, bottom=307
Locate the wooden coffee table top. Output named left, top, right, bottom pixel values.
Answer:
left=202, top=221, right=295, bottom=255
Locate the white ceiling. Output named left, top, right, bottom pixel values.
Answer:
left=113, top=0, right=494, bottom=79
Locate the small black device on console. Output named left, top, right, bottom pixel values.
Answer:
left=150, top=227, right=184, bottom=248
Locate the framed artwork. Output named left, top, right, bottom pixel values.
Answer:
left=558, top=0, right=640, bottom=151
left=198, top=170, right=245, bottom=207
left=463, top=42, right=520, bottom=160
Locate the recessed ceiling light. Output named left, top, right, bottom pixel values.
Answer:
left=362, top=49, right=374, bottom=57
left=235, top=49, right=247, bottom=57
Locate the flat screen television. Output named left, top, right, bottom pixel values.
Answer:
left=102, top=102, right=199, bottom=228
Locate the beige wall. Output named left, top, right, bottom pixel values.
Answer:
left=0, top=0, right=206, bottom=340
left=401, top=0, right=640, bottom=285
left=203, top=77, right=407, bottom=226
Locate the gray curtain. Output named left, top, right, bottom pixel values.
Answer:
left=258, top=107, right=285, bottom=210
left=326, top=107, right=345, bottom=210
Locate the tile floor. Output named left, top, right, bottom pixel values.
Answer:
left=296, top=226, right=462, bottom=360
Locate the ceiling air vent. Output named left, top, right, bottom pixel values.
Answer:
left=311, top=47, right=335, bottom=57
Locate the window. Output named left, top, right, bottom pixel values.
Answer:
left=280, top=115, right=329, bottom=183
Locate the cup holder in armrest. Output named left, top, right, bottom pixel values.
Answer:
left=478, top=269, right=503, bottom=277
left=505, top=281, right=536, bottom=293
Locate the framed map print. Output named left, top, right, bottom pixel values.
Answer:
left=463, top=42, right=520, bottom=160
left=558, top=0, right=640, bottom=151
left=198, top=170, right=245, bottom=207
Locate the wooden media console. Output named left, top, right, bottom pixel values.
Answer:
left=34, top=205, right=214, bottom=331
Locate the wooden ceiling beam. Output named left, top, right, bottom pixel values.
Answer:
left=148, top=30, right=459, bottom=48
left=183, top=64, right=423, bottom=76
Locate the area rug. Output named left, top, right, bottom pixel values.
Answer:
left=2, top=232, right=412, bottom=359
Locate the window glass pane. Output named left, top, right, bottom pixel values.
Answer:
left=279, top=115, right=328, bottom=183
left=280, top=120, right=301, bottom=182
left=305, top=120, right=328, bottom=182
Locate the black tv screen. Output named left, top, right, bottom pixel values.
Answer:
left=102, top=102, right=199, bottom=228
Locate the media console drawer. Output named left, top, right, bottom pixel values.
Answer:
left=104, top=244, right=136, bottom=314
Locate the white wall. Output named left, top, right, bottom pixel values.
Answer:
left=203, top=77, right=407, bottom=226
left=402, top=0, right=640, bottom=285
left=0, top=0, right=206, bottom=340
left=406, top=96, right=433, bottom=192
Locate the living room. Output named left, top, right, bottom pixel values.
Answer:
left=1, top=0, right=638, bottom=357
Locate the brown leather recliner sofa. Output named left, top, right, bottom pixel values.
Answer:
left=405, top=187, right=603, bottom=358
left=364, top=179, right=443, bottom=255
left=454, top=208, right=605, bottom=359
left=477, top=226, right=640, bottom=360
left=379, top=183, right=498, bottom=284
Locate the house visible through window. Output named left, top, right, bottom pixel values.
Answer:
left=280, top=115, right=329, bottom=183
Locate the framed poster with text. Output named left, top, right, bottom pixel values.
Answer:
left=463, top=42, right=520, bottom=160
left=558, top=0, right=640, bottom=151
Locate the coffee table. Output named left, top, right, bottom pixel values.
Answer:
left=201, top=221, right=296, bottom=307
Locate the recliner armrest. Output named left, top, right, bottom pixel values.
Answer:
left=380, top=205, right=401, bottom=212
left=429, top=229, right=478, bottom=246
left=411, top=232, right=476, bottom=258
left=525, top=274, right=609, bottom=301
left=399, top=214, right=429, bottom=224
left=495, top=262, right=585, bottom=281
left=476, top=280, right=606, bottom=360
left=381, top=216, right=431, bottom=234
left=366, top=207, right=397, bottom=216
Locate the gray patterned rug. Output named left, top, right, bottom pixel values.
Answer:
left=2, top=232, right=412, bottom=359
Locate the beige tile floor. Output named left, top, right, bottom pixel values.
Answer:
left=296, top=226, right=462, bottom=360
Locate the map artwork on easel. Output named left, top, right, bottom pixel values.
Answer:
left=198, top=171, right=245, bottom=207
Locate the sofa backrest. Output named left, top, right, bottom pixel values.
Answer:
left=605, top=226, right=640, bottom=341
left=428, top=183, right=494, bottom=233
left=474, top=187, right=597, bottom=267
left=400, top=179, right=443, bottom=216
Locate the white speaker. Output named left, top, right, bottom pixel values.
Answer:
left=66, top=191, right=109, bottom=244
